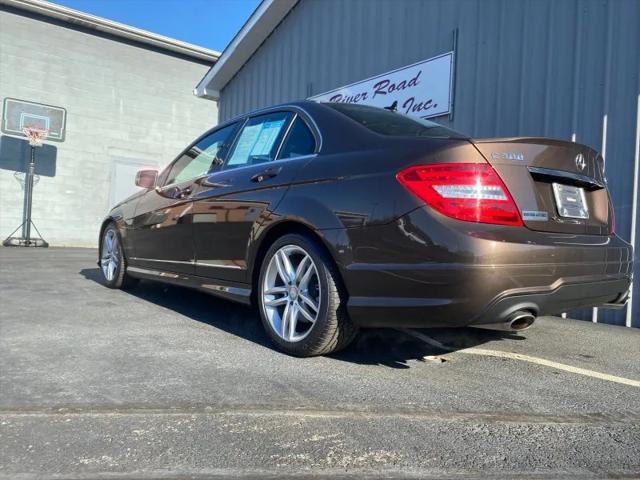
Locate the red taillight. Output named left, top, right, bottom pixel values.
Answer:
left=396, top=162, right=523, bottom=226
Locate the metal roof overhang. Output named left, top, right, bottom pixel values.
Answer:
left=194, top=0, right=298, bottom=101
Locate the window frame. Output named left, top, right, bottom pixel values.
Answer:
left=216, top=107, right=322, bottom=173
left=158, top=121, right=242, bottom=189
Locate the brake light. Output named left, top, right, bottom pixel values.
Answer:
left=396, top=163, right=523, bottom=226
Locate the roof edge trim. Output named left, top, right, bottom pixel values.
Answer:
left=1, top=0, right=220, bottom=62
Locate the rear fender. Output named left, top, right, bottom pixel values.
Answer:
left=271, top=194, right=346, bottom=230
left=246, top=199, right=354, bottom=288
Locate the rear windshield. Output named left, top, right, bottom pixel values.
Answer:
left=326, top=103, right=467, bottom=139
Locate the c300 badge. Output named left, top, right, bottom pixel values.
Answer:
left=491, top=152, right=525, bottom=161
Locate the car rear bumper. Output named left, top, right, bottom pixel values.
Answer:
left=346, top=275, right=631, bottom=328
left=330, top=208, right=633, bottom=328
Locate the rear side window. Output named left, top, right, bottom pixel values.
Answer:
left=225, top=112, right=292, bottom=169
left=278, top=117, right=316, bottom=159
left=327, top=103, right=466, bottom=139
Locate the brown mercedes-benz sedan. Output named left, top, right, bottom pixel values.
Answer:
left=98, top=101, right=633, bottom=356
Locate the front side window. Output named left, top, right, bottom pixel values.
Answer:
left=225, top=112, right=292, bottom=169
left=327, top=103, right=467, bottom=139
left=277, top=117, right=316, bottom=159
left=165, top=123, right=239, bottom=186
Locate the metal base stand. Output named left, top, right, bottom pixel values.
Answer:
left=2, top=144, right=48, bottom=248
left=3, top=222, right=49, bottom=247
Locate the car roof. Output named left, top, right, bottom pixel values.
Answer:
left=221, top=100, right=320, bottom=123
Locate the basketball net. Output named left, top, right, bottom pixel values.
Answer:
left=22, top=125, right=49, bottom=147
left=14, top=171, right=40, bottom=190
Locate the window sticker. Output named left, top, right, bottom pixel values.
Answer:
left=251, top=120, right=285, bottom=156
left=227, top=124, right=261, bottom=165
left=227, top=119, right=286, bottom=166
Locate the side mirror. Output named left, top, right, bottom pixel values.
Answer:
left=135, top=169, right=158, bottom=189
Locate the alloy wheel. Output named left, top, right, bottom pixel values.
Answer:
left=262, top=245, right=321, bottom=342
left=101, top=229, right=120, bottom=282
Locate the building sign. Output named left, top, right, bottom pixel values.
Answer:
left=309, top=52, right=454, bottom=119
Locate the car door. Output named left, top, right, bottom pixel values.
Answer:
left=130, top=122, right=240, bottom=274
left=191, top=110, right=319, bottom=283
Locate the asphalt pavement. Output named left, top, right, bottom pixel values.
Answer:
left=1, top=247, right=639, bottom=479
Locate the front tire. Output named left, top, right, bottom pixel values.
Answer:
left=257, top=233, right=358, bottom=356
left=100, top=223, right=137, bottom=289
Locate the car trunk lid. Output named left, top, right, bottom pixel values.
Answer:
left=472, top=138, right=612, bottom=235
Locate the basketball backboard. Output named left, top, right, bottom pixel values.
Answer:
left=0, top=135, right=57, bottom=176
left=2, top=98, right=67, bottom=142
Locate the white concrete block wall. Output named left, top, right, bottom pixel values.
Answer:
left=0, top=9, right=218, bottom=247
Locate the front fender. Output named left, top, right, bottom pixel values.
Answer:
left=97, top=209, right=132, bottom=265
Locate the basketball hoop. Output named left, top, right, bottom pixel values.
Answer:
left=22, top=125, right=49, bottom=147
left=1, top=99, right=60, bottom=249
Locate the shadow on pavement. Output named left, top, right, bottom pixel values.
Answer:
left=80, top=267, right=522, bottom=369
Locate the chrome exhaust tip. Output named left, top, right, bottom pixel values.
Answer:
left=508, top=311, right=536, bottom=331
left=474, top=311, right=536, bottom=332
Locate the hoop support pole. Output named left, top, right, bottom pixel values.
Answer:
left=3, top=144, right=48, bottom=247
left=22, top=146, right=36, bottom=239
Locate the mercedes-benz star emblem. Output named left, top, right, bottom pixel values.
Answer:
left=575, top=153, right=586, bottom=171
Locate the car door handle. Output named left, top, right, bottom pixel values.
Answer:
left=207, top=180, right=232, bottom=188
left=251, top=167, right=281, bottom=183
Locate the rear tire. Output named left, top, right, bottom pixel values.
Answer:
left=100, top=223, right=137, bottom=289
left=257, top=233, right=358, bottom=357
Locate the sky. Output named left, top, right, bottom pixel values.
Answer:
left=51, top=0, right=261, bottom=53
